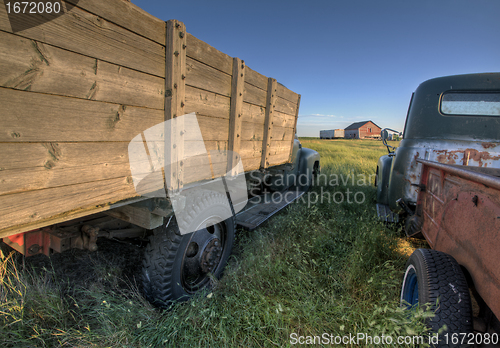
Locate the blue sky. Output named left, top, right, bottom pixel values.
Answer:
left=132, top=0, right=500, bottom=136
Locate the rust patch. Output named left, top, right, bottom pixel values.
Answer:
left=465, top=148, right=500, bottom=167
left=481, top=142, right=498, bottom=149
left=436, top=150, right=461, bottom=165
left=436, top=148, right=500, bottom=167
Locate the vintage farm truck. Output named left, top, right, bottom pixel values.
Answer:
left=376, top=73, right=500, bottom=345
left=0, top=0, right=319, bottom=305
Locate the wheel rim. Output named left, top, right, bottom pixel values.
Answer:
left=401, top=265, right=419, bottom=308
left=180, top=216, right=227, bottom=293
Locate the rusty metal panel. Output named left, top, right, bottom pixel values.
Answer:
left=416, top=159, right=500, bottom=321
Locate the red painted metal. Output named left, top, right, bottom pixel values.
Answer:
left=3, top=228, right=79, bottom=257
left=415, top=159, right=500, bottom=320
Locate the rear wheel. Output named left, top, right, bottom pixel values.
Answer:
left=142, top=191, right=235, bottom=306
left=401, top=249, right=473, bottom=347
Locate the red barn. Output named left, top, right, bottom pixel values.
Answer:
left=344, top=121, right=381, bottom=139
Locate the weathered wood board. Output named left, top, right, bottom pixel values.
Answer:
left=0, top=0, right=301, bottom=237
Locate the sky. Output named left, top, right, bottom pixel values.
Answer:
left=132, top=0, right=500, bottom=137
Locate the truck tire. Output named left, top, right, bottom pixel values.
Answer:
left=401, top=249, right=473, bottom=347
left=142, top=191, right=235, bottom=307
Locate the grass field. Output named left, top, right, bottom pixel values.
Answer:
left=0, top=139, right=432, bottom=347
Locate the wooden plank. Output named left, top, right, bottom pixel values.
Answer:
left=165, top=20, right=187, bottom=192
left=261, top=78, right=278, bottom=169
left=239, top=141, right=264, bottom=158
left=0, top=176, right=139, bottom=233
left=197, top=116, right=229, bottom=141
left=0, top=87, right=163, bottom=142
left=199, top=140, right=229, bottom=152
left=0, top=196, right=146, bottom=239
left=241, top=121, right=265, bottom=142
left=273, top=111, right=297, bottom=128
left=289, top=94, right=301, bottom=161
left=268, top=152, right=291, bottom=166
left=276, top=84, right=299, bottom=103
left=185, top=57, right=232, bottom=97
left=165, top=19, right=187, bottom=120
left=0, top=3, right=165, bottom=77
left=245, top=67, right=267, bottom=90
left=269, top=140, right=293, bottom=155
left=184, top=86, right=230, bottom=119
left=228, top=58, right=246, bottom=175
left=0, top=142, right=149, bottom=196
left=0, top=31, right=164, bottom=109
left=241, top=157, right=261, bottom=172
left=65, top=0, right=166, bottom=45
left=186, top=33, right=233, bottom=75
left=275, top=96, right=297, bottom=116
left=272, top=126, right=294, bottom=142
left=241, top=102, right=266, bottom=125
left=244, top=82, right=267, bottom=107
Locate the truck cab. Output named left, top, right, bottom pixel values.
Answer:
left=376, top=73, right=500, bottom=216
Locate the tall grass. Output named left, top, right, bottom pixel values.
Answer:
left=0, top=138, right=431, bottom=347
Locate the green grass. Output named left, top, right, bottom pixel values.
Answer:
left=0, top=138, right=432, bottom=347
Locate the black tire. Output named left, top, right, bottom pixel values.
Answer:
left=141, top=191, right=235, bottom=307
left=401, top=249, right=473, bottom=347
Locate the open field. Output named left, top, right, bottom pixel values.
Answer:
left=0, top=138, right=432, bottom=348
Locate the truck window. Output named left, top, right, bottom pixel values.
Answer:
left=441, top=92, right=500, bottom=116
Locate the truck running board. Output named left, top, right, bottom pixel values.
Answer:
left=236, top=187, right=307, bottom=230
left=376, top=203, right=399, bottom=223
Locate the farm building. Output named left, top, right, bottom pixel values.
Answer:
left=320, top=129, right=344, bottom=139
left=344, top=121, right=381, bottom=139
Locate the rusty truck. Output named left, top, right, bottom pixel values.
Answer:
left=375, top=73, right=500, bottom=346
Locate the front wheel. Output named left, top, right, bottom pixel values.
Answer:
left=141, top=191, right=235, bottom=306
left=401, top=249, right=473, bottom=347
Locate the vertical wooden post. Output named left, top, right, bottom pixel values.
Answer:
left=261, top=78, right=277, bottom=169
left=289, top=94, right=301, bottom=161
left=165, top=20, right=186, bottom=192
left=228, top=58, right=245, bottom=175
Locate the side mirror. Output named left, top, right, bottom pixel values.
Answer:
left=381, top=129, right=389, bottom=141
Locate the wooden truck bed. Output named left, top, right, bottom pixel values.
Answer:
left=0, top=0, right=301, bottom=238
left=414, top=159, right=500, bottom=321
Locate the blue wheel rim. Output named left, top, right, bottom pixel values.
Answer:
left=402, top=267, right=419, bottom=308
